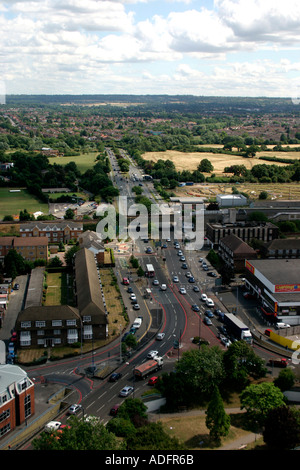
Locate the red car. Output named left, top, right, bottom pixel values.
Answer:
left=110, top=404, right=120, bottom=416
left=123, top=278, right=129, bottom=285
left=148, top=376, right=158, bottom=386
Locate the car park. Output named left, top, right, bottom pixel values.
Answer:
left=148, top=376, right=158, bottom=386
left=193, top=286, right=200, bottom=292
left=68, top=404, right=82, bottom=415
left=119, top=386, right=134, bottom=397
left=152, top=279, right=159, bottom=286
left=109, top=372, right=122, bottom=382
left=156, top=332, right=165, bottom=340
left=179, top=287, right=187, bottom=294
left=204, top=317, right=212, bottom=326
left=173, top=276, right=179, bottom=283
left=147, top=350, right=159, bottom=359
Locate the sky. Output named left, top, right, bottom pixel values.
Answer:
left=1, top=0, right=300, bottom=98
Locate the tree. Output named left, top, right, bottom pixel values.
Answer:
left=48, top=256, right=63, bottom=268
left=126, top=421, right=185, bottom=450
left=117, top=397, right=148, bottom=424
left=240, top=382, right=286, bottom=428
left=64, top=208, right=75, bottom=219
left=205, top=386, right=230, bottom=446
left=263, top=406, right=300, bottom=450
left=273, top=368, right=296, bottom=392
left=32, top=416, right=125, bottom=450
left=258, top=190, right=268, bottom=200
left=64, top=244, right=80, bottom=267
left=198, top=158, right=214, bottom=173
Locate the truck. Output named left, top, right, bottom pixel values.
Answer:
left=133, top=356, right=163, bottom=379
left=223, top=313, right=253, bottom=344
left=145, top=264, right=155, bottom=278
left=268, top=358, right=288, bottom=368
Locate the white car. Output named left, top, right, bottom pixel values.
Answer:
left=44, top=421, right=62, bottom=433
left=133, top=304, right=140, bottom=310
left=130, top=293, right=137, bottom=300
left=147, top=350, right=159, bottom=359
left=119, top=386, right=134, bottom=397
left=160, top=284, right=167, bottom=290
left=201, top=293, right=207, bottom=302
left=173, top=276, right=179, bottom=283
left=156, top=333, right=165, bottom=341
left=177, top=250, right=183, bottom=256
left=206, top=298, right=214, bottom=307
left=179, top=287, right=187, bottom=294
left=152, top=279, right=159, bottom=286
left=68, top=404, right=82, bottom=415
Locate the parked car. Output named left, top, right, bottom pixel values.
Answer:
left=156, top=333, right=165, bottom=341
left=13, top=283, right=20, bottom=290
left=123, top=277, right=130, bottom=285
left=188, top=276, right=195, bottom=283
left=205, top=309, right=214, bottom=318
left=243, top=292, right=256, bottom=299
left=177, top=250, right=183, bottom=256
left=146, top=247, right=153, bottom=253
left=109, top=372, right=122, bottom=382
left=160, top=284, right=167, bottom=291
left=180, top=256, right=186, bottom=261
left=206, top=298, right=214, bottom=307
left=68, top=404, right=82, bottom=415
left=179, top=287, right=187, bottom=294
left=130, top=293, right=137, bottom=300
left=127, top=287, right=133, bottom=293
left=192, top=304, right=200, bottom=312
left=193, top=286, right=200, bottom=292
left=173, top=276, right=179, bottom=283
left=122, top=332, right=130, bottom=342
left=147, top=350, right=159, bottom=359
left=133, top=304, right=140, bottom=310
left=119, top=386, right=134, bottom=397
left=201, top=293, right=207, bottom=302
left=152, top=279, right=159, bottom=286
left=207, top=272, right=217, bottom=277
left=148, top=376, right=158, bottom=386
left=44, top=421, right=62, bottom=433
left=181, top=263, right=188, bottom=269
left=186, top=271, right=192, bottom=278
left=204, top=317, right=212, bottom=326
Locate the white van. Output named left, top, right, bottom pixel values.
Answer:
left=132, top=317, right=142, bottom=329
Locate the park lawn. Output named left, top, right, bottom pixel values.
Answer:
left=54, top=151, right=99, bottom=173
left=0, top=188, right=49, bottom=220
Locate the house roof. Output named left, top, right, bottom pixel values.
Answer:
left=75, top=248, right=107, bottom=324
left=264, top=238, right=300, bottom=250
left=220, top=234, right=257, bottom=254
left=14, top=237, right=48, bottom=246
left=17, top=305, right=80, bottom=325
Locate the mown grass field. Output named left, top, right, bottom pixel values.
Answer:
left=53, top=151, right=99, bottom=173
left=0, top=188, right=49, bottom=219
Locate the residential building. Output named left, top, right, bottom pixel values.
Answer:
left=0, top=364, right=35, bottom=440
left=261, top=239, right=300, bottom=259
left=0, top=236, right=48, bottom=262
left=19, top=221, right=83, bottom=243
left=218, top=234, right=257, bottom=272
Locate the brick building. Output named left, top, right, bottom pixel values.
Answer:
left=218, top=234, right=257, bottom=272
left=19, top=221, right=83, bottom=244
left=0, top=365, right=35, bottom=440
left=0, top=236, right=48, bottom=262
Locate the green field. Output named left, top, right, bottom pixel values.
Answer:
left=0, top=188, right=49, bottom=219
left=55, top=151, right=99, bottom=173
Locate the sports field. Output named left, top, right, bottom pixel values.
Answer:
left=0, top=188, right=49, bottom=220
left=55, top=151, right=99, bottom=173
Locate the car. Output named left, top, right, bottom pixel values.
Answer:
left=130, top=293, right=136, bottom=299
left=193, top=286, right=200, bottom=292
left=13, top=283, right=20, bottom=290
left=156, top=332, right=165, bottom=341
left=205, top=309, right=214, bottom=318
left=175, top=243, right=180, bottom=249
left=147, top=350, right=159, bottom=359
left=166, top=238, right=171, bottom=242
left=179, top=287, right=187, bottom=294
left=146, top=247, right=153, bottom=253
left=181, top=263, right=188, bottom=269
left=148, top=376, right=158, bottom=386
left=206, top=298, right=214, bottom=307
left=192, top=304, right=200, bottom=312
left=119, top=386, right=134, bottom=397
left=177, top=250, right=183, bottom=256
left=152, top=279, right=159, bottom=286
left=44, top=421, right=62, bottom=433
left=275, top=322, right=291, bottom=329
left=68, top=404, right=82, bottom=415
left=218, top=325, right=228, bottom=335
left=199, top=258, right=203, bottom=262
left=173, top=276, right=179, bottom=283
left=162, top=244, right=167, bottom=248
left=133, top=303, right=140, bottom=310
left=180, top=256, right=186, bottom=261
left=160, top=284, right=167, bottom=291
left=123, top=277, right=130, bottom=285
left=10, top=331, right=17, bottom=342
left=127, top=287, right=133, bottom=293
left=204, top=317, right=212, bottom=326
left=203, top=266, right=209, bottom=271
left=188, top=276, right=195, bottom=283
left=129, top=326, right=137, bottom=334
left=243, top=292, right=256, bottom=299
left=185, top=271, right=192, bottom=278
left=122, top=332, right=130, bottom=342
left=201, top=293, right=207, bottom=302
left=109, top=372, right=122, bottom=382
left=220, top=336, right=232, bottom=347
left=110, top=404, right=120, bottom=416
left=207, top=272, right=217, bottom=277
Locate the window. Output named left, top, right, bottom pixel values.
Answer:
left=83, top=324, right=93, bottom=339
left=53, top=329, right=61, bottom=335
left=35, top=321, right=46, bottom=328
left=20, top=331, right=31, bottom=346
left=21, top=321, right=31, bottom=328
left=67, top=329, right=78, bottom=344
left=37, top=330, right=45, bottom=336
left=24, top=394, right=31, bottom=420
left=66, top=319, right=77, bottom=326
left=52, top=320, right=62, bottom=327
left=82, top=316, right=91, bottom=323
